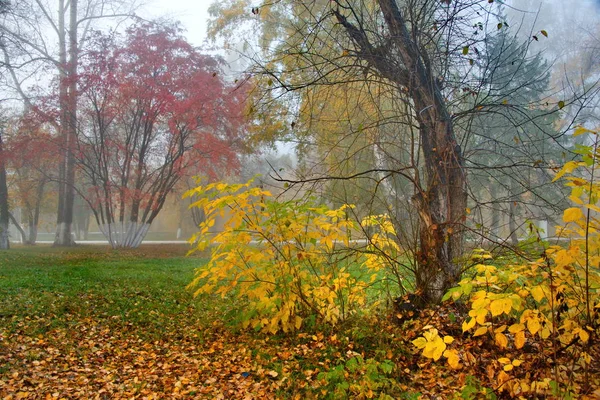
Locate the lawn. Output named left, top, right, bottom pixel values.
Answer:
left=0, top=245, right=415, bottom=399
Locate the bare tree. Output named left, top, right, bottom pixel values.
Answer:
left=0, top=0, right=13, bottom=249
left=0, top=0, right=139, bottom=246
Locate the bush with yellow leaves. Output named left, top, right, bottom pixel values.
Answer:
left=412, top=127, right=600, bottom=398
left=185, top=180, right=398, bottom=334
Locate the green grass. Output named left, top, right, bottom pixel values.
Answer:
left=0, top=244, right=214, bottom=338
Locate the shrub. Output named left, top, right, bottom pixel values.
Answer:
left=186, top=180, right=392, bottom=333
left=412, top=127, right=600, bottom=397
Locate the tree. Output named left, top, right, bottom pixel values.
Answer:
left=465, top=28, right=566, bottom=245
left=0, top=0, right=139, bottom=246
left=209, top=0, right=511, bottom=303
left=76, top=23, right=248, bottom=248
left=0, top=1, right=12, bottom=249
left=208, top=0, right=575, bottom=303
left=3, top=114, right=58, bottom=244
left=0, top=121, right=9, bottom=249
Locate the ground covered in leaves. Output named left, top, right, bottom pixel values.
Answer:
left=1, top=245, right=598, bottom=399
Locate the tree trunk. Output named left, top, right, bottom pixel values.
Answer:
left=54, top=0, right=77, bottom=246
left=490, top=179, right=500, bottom=240
left=336, top=0, right=467, bottom=303
left=31, top=179, right=46, bottom=244
left=411, top=106, right=466, bottom=304
left=509, top=180, right=519, bottom=246
left=27, top=211, right=38, bottom=244
left=8, top=212, right=27, bottom=244
left=0, top=127, right=9, bottom=249
left=99, top=222, right=151, bottom=249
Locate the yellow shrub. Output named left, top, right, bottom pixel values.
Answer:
left=185, top=179, right=381, bottom=333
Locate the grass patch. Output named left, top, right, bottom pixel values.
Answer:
left=0, top=244, right=216, bottom=338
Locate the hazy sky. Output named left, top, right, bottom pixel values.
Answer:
left=141, top=0, right=212, bottom=47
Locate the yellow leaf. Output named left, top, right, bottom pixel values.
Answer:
left=553, top=161, right=579, bottom=182
left=540, top=327, right=551, bottom=339
left=514, top=331, right=526, bottom=349
left=512, top=359, right=523, bottom=367
left=462, top=317, right=476, bottom=332
left=443, top=349, right=461, bottom=369
left=554, top=249, right=574, bottom=268
left=474, top=308, right=488, bottom=325
left=503, top=364, right=514, bottom=371
left=494, top=324, right=507, bottom=333
left=579, top=329, right=590, bottom=343
left=502, top=298, right=514, bottom=314
left=508, top=323, right=525, bottom=333
left=573, top=126, right=593, bottom=137
left=495, top=332, right=508, bottom=348
left=498, top=357, right=511, bottom=364
left=490, top=299, right=504, bottom=316
left=425, top=339, right=446, bottom=361
left=527, top=318, right=541, bottom=335
left=443, top=336, right=454, bottom=344
left=412, top=337, right=427, bottom=349
left=563, top=207, right=583, bottom=223
left=585, top=203, right=600, bottom=213
left=530, top=286, right=546, bottom=303
left=474, top=326, right=488, bottom=337
left=497, top=370, right=510, bottom=386
left=569, top=194, right=584, bottom=205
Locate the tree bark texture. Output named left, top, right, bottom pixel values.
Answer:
left=336, top=0, right=467, bottom=303
left=54, top=0, right=78, bottom=246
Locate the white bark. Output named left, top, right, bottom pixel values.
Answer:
left=99, top=222, right=151, bottom=248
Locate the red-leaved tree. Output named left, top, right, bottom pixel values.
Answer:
left=4, top=115, right=58, bottom=244
left=77, top=23, right=247, bottom=248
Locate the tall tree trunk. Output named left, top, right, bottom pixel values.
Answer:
left=411, top=103, right=466, bottom=304
left=28, top=221, right=37, bottom=244
left=54, top=0, right=77, bottom=246
left=74, top=195, right=91, bottom=240
left=29, top=180, right=46, bottom=244
left=55, top=0, right=68, bottom=245
left=0, top=127, right=9, bottom=249
left=336, top=0, right=467, bottom=303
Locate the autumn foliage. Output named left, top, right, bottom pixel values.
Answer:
left=76, top=23, right=247, bottom=248
left=411, top=127, right=600, bottom=397
left=184, top=129, right=600, bottom=398
left=3, top=115, right=58, bottom=244
left=185, top=179, right=410, bottom=333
